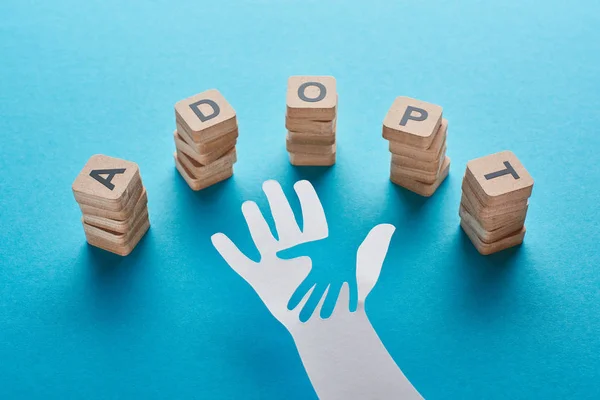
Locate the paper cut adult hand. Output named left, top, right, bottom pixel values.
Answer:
left=211, top=180, right=423, bottom=400
left=211, top=179, right=329, bottom=329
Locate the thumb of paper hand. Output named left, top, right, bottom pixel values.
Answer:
left=356, top=224, right=396, bottom=305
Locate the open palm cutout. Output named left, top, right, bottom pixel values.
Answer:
left=211, top=180, right=395, bottom=331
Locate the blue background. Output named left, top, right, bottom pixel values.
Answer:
left=1, top=0, right=599, bottom=398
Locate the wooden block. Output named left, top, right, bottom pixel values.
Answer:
left=461, top=188, right=528, bottom=231
left=465, top=150, right=534, bottom=206
left=289, top=152, right=336, bottom=167
left=175, top=124, right=238, bottom=153
left=460, top=220, right=525, bottom=256
left=76, top=176, right=143, bottom=213
left=383, top=96, right=443, bottom=149
left=174, top=131, right=236, bottom=166
left=391, top=145, right=446, bottom=173
left=286, top=76, right=337, bottom=120
left=82, top=188, right=149, bottom=233
left=459, top=204, right=525, bottom=244
left=390, top=157, right=450, bottom=197
left=286, top=136, right=336, bottom=155
left=287, top=130, right=336, bottom=145
left=83, top=209, right=149, bottom=246
left=285, top=114, right=337, bottom=135
left=84, top=216, right=150, bottom=256
left=389, top=119, right=447, bottom=161
left=177, top=148, right=236, bottom=177
left=73, top=155, right=142, bottom=211
left=461, top=182, right=529, bottom=230
left=390, top=152, right=446, bottom=184
left=174, top=152, right=233, bottom=191
left=79, top=188, right=147, bottom=221
left=461, top=178, right=528, bottom=219
left=175, top=89, right=238, bottom=143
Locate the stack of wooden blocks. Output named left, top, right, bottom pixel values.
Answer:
left=459, top=151, right=534, bottom=255
left=383, top=97, right=450, bottom=197
left=286, top=76, right=337, bottom=166
left=72, top=155, right=150, bottom=256
left=174, top=89, right=238, bottom=190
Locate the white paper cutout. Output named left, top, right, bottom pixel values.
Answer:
left=212, top=180, right=423, bottom=399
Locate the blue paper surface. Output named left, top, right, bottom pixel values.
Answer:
left=1, top=0, right=599, bottom=398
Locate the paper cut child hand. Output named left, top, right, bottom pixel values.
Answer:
left=211, top=180, right=423, bottom=400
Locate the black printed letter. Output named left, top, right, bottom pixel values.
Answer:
left=399, top=106, right=428, bottom=126
left=484, top=161, right=520, bottom=180
left=298, top=82, right=326, bottom=103
left=189, top=99, right=220, bottom=122
left=89, top=168, right=126, bottom=190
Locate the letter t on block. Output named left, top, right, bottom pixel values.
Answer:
left=466, top=150, right=534, bottom=206
left=484, top=161, right=520, bottom=181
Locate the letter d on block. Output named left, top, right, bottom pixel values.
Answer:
left=189, top=99, right=221, bottom=122
left=399, top=106, right=428, bottom=127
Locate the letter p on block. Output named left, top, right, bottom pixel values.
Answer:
left=383, top=96, right=443, bottom=149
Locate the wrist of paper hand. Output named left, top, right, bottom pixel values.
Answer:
left=288, top=299, right=423, bottom=400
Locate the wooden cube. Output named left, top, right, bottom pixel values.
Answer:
left=286, top=136, right=336, bottom=155
left=174, top=153, right=233, bottom=191
left=461, top=191, right=528, bottom=232
left=289, top=152, right=336, bottom=167
left=79, top=188, right=148, bottom=221
left=286, top=76, right=337, bottom=120
left=174, top=130, right=236, bottom=166
left=461, top=177, right=528, bottom=216
left=389, top=118, right=447, bottom=161
left=175, top=89, right=237, bottom=143
left=287, top=130, right=336, bottom=145
left=391, top=145, right=446, bottom=173
left=176, top=148, right=236, bottom=177
left=84, top=213, right=150, bottom=256
left=82, top=188, right=148, bottom=234
left=390, top=153, right=446, bottom=184
left=72, top=155, right=141, bottom=211
left=175, top=123, right=238, bottom=154
left=383, top=96, right=443, bottom=149
left=286, top=114, right=336, bottom=135
left=459, top=205, right=525, bottom=244
left=465, top=150, right=534, bottom=206
left=460, top=220, right=526, bottom=256
left=390, top=157, right=451, bottom=197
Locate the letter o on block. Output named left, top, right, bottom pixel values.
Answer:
left=298, top=82, right=327, bottom=103
left=286, top=76, right=337, bottom=120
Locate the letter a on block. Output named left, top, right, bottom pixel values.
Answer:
left=72, top=154, right=140, bottom=204
left=89, top=168, right=126, bottom=190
